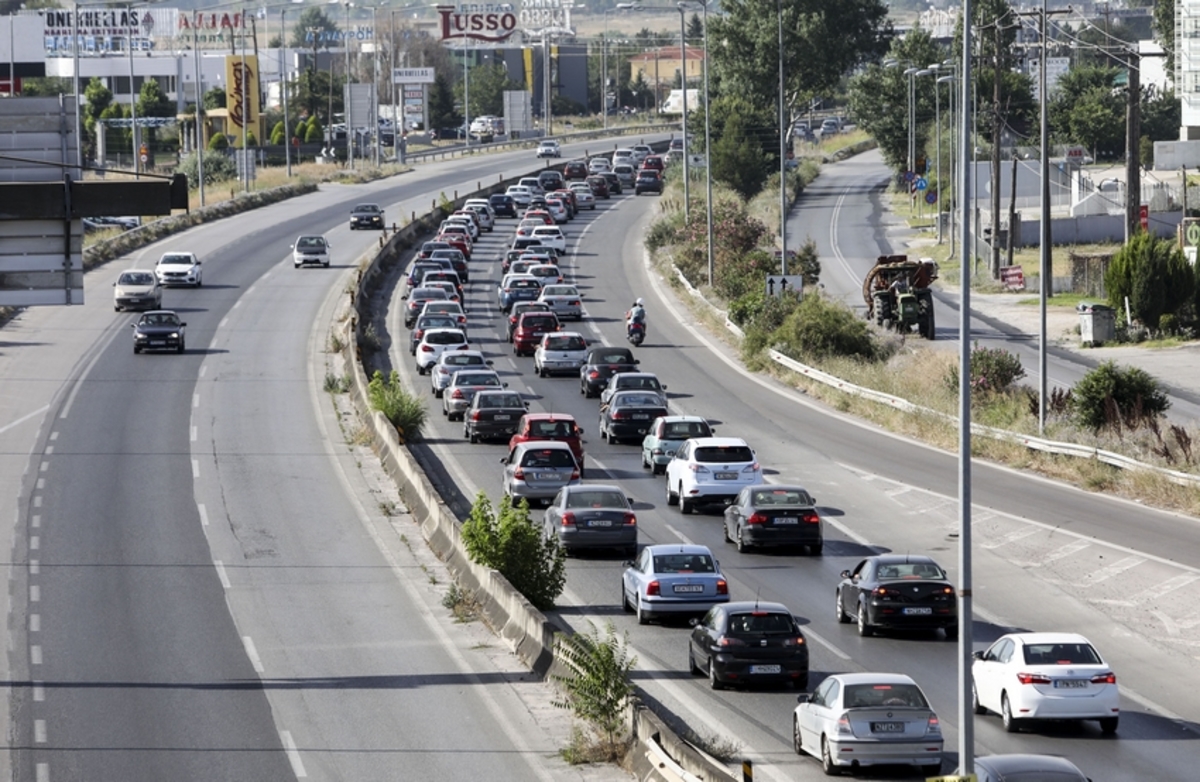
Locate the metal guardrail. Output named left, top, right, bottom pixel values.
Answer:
left=402, top=123, right=678, bottom=164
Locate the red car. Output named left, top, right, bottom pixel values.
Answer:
left=586, top=175, right=610, bottom=199
left=525, top=209, right=555, bottom=225
left=509, top=413, right=586, bottom=474
left=512, top=311, right=561, bottom=357
left=563, top=160, right=589, bottom=180
left=640, top=155, right=665, bottom=172
left=436, top=232, right=472, bottom=258
left=506, top=301, right=553, bottom=341
left=553, top=188, right=578, bottom=212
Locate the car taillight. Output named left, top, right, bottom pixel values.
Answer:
left=1091, top=672, right=1117, bottom=685
left=743, top=462, right=760, bottom=473
left=688, top=464, right=711, bottom=475
left=872, top=586, right=898, bottom=598
left=646, top=580, right=660, bottom=597
left=623, top=512, right=636, bottom=526
left=414, top=330, right=424, bottom=339
left=611, top=411, right=624, bottom=420
left=652, top=447, right=664, bottom=456
left=747, top=512, right=768, bottom=525
left=471, top=411, right=481, bottom=421
left=781, top=636, right=806, bottom=647
left=456, top=345, right=469, bottom=351
left=802, top=510, right=820, bottom=524
left=420, top=344, right=434, bottom=352
left=716, top=579, right=728, bottom=595
left=513, top=467, right=525, bottom=479
left=451, top=389, right=464, bottom=399
left=561, top=512, right=576, bottom=527
left=835, top=714, right=853, bottom=735
left=570, top=467, right=580, bottom=480
left=588, top=370, right=600, bottom=379
left=925, top=714, right=942, bottom=736
left=569, top=300, right=580, bottom=306
left=716, top=636, right=747, bottom=647
left=1016, top=672, right=1053, bottom=685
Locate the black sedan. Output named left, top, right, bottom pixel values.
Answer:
left=489, top=193, right=518, bottom=218
left=464, top=390, right=528, bottom=443
left=688, top=601, right=809, bottom=690
left=543, top=483, right=638, bottom=556
left=349, top=203, right=385, bottom=230
left=835, top=555, right=957, bottom=639
left=131, top=310, right=187, bottom=354
left=579, top=346, right=639, bottom=398
left=635, top=170, right=663, bottom=195
left=600, top=391, right=668, bottom=445
left=722, top=485, right=823, bottom=555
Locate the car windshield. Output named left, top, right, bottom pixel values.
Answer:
left=119, top=272, right=154, bottom=285
left=297, top=237, right=325, bottom=249
left=1022, top=643, right=1102, bottom=666
left=663, top=421, right=710, bottom=439
left=427, top=332, right=465, bottom=345
left=727, top=612, right=795, bottom=635
left=141, top=313, right=179, bottom=326
left=545, top=335, right=585, bottom=351
left=566, top=490, right=625, bottom=509
left=354, top=204, right=381, bottom=213
left=653, top=553, right=715, bottom=574
left=694, top=446, right=754, bottom=463
left=521, top=449, right=575, bottom=468
left=160, top=254, right=193, bottom=266
left=750, top=488, right=814, bottom=506
left=843, top=683, right=928, bottom=709
left=875, top=562, right=946, bottom=580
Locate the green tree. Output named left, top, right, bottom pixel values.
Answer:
left=1153, top=0, right=1176, bottom=78
left=710, top=0, right=890, bottom=129
left=305, top=116, right=325, bottom=143
left=295, top=66, right=341, bottom=123
left=290, top=6, right=338, bottom=49
left=460, top=492, right=566, bottom=611
left=1141, top=87, right=1180, bottom=144
left=1106, top=232, right=1193, bottom=329
left=82, top=77, right=114, bottom=138
left=454, top=63, right=520, bottom=117
left=203, top=86, right=227, bottom=110
left=1072, top=361, right=1170, bottom=430
left=19, top=76, right=73, bottom=97
left=685, top=12, right=704, bottom=47
left=711, top=108, right=769, bottom=199
left=1049, top=66, right=1124, bottom=158
left=552, top=621, right=636, bottom=759
left=428, top=72, right=461, bottom=132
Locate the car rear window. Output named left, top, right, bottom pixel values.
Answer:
left=694, top=446, right=754, bottom=463
left=522, top=316, right=558, bottom=329
left=458, top=373, right=500, bottom=386
left=592, top=351, right=633, bottom=364
left=427, top=331, right=465, bottom=345
left=412, top=289, right=449, bottom=301
left=512, top=279, right=541, bottom=289
left=727, top=612, right=796, bottom=635
left=530, top=420, right=576, bottom=438
left=875, top=562, right=945, bottom=580
left=843, top=684, right=928, bottom=709
left=663, top=421, right=711, bottom=439
left=545, top=335, right=585, bottom=351
left=478, top=393, right=522, bottom=408
left=1022, top=643, right=1102, bottom=666
left=566, top=490, right=626, bottom=509
left=445, top=354, right=483, bottom=366
left=750, top=488, right=813, bottom=507
left=521, top=449, right=576, bottom=468
left=653, top=554, right=715, bottom=573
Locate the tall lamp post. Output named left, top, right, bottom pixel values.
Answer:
left=281, top=5, right=292, bottom=177
left=193, top=9, right=204, bottom=205
left=934, top=67, right=954, bottom=244
left=777, top=0, right=786, bottom=271
left=677, top=2, right=689, bottom=223
left=701, top=0, right=713, bottom=287
left=344, top=0, right=354, bottom=170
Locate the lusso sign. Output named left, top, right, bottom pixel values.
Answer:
left=436, top=4, right=518, bottom=43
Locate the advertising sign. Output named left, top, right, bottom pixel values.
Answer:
left=225, top=55, right=260, bottom=147
left=436, top=4, right=518, bottom=42
left=520, top=0, right=572, bottom=34
left=393, top=67, right=436, bottom=84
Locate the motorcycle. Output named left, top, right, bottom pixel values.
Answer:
left=626, top=321, right=646, bottom=346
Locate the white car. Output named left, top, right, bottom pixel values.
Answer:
left=442, top=216, right=478, bottom=240
left=568, top=183, right=596, bottom=209
left=665, top=436, right=762, bottom=514
left=291, top=235, right=331, bottom=268
left=462, top=202, right=495, bottom=231
left=112, top=268, right=162, bottom=312
left=793, top=672, right=943, bottom=777
left=534, top=331, right=589, bottom=376
left=154, top=251, right=202, bottom=287
left=527, top=263, right=564, bottom=287
left=537, top=139, right=561, bottom=158
left=543, top=198, right=568, bottom=223
left=612, top=148, right=635, bottom=165
left=588, top=156, right=612, bottom=174
left=631, top=144, right=652, bottom=163
left=506, top=185, right=533, bottom=207
left=414, top=327, right=469, bottom=374
left=518, top=176, right=546, bottom=196
left=972, top=632, right=1120, bottom=734
left=537, top=284, right=583, bottom=321
left=530, top=226, right=567, bottom=255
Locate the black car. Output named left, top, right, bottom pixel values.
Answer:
left=580, top=346, right=639, bottom=398
left=835, top=554, right=957, bottom=638
left=429, top=248, right=469, bottom=284
left=688, top=601, right=809, bottom=690
left=131, top=309, right=187, bottom=354
left=635, top=170, right=663, bottom=195
left=403, top=286, right=450, bottom=327
left=489, top=193, right=518, bottom=218
left=600, top=171, right=622, bottom=195
left=464, top=389, right=529, bottom=443
left=349, top=203, right=385, bottom=230
left=538, top=170, right=565, bottom=192
left=599, top=391, right=669, bottom=445
left=511, top=237, right=546, bottom=254
left=543, top=483, right=638, bottom=556
left=417, top=240, right=453, bottom=260
left=722, top=485, right=823, bottom=554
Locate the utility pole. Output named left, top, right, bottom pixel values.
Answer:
left=991, top=18, right=1002, bottom=280
left=1125, top=49, right=1141, bottom=242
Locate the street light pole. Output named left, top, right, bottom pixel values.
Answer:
left=345, top=0, right=354, bottom=170
left=282, top=6, right=292, bottom=177
left=602, top=10, right=608, bottom=132
left=702, top=0, right=713, bottom=287
left=372, top=4, right=380, bottom=167
left=129, top=14, right=139, bottom=178
left=678, top=3, right=689, bottom=224
left=777, top=0, right=786, bottom=272
left=193, top=10, right=204, bottom=205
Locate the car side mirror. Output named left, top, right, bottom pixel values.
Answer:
left=972, top=651, right=984, bottom=661
left=129, top=323, right=135, bottom=328
left=839, top=570, right=851, bottom=579
left=662, top=384, right=668, bottom=390
left=112, top=282, right=117, bottom=287
left=502, top=382, right=509, bottom=388
left=195, top=261, right=201, bottom=265
left=486, top=359, right=494, bottom=365
left=633, top=359, right=640, bottom=364
left=290, top=245, right=295, bottom=250
left=687, top=617, right=699, bottom=628
left=798, top=693, right=813, bottom=704
left=181, top=323, right=187, bottom=327
left=499, top=457, right=508, bottom=464
left=622, top=561, right=634, bottom=568
left=627, top=497, right=635, bottom=506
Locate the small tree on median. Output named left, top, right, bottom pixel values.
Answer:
left=552, top=620, right=637, bottom=762
left=461, top=492, right=566, bottom=610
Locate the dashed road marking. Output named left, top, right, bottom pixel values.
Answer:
left=43, top=446, right=52, bottom=455
left=1080, top=555, right=1145, bottom=586
left=242, top=636, right=265, bottom=673
left=191, top=426, right=197, bottom=442
left=192, top=459, right=200, bottom=478
left=33, top=496, right=41, bottom=508
left=36, top=763, right=48, bottom=782
left=280, top=730, right=308, bottom=777
left=31, top=515, right=40, bottom=528
left=29, top=614, right=39, bottom=632
left=29, top=585, right=39, bottom=603
left=197, top=503, right=209, bottom=527
left=30, top=645, right=42, bottom=665
left=39, top=462, right=48, bottom=472
left=49, top=432, right=57, bottom=441
left=29, top=560, right=38, bottom=576
left=192, top=393, right=200, bottom=408
left=32, top=681, right=44, bottom=702
left=34, top=719, right=46, bottom=743
left=214, top=560, right=231, bottom=589
left=36, top=479, right=44, bottom=490
left=30, top=537, right=39, bottom=551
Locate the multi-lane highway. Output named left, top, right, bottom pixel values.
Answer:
left=389, top=163, right=1200, bottom=781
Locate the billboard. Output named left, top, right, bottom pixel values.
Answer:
left=225, top=55, right=261, bottom=147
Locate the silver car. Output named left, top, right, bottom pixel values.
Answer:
left=291, top=235, right=330, bottom=268
left=534, top=331, right=589, bottom=377
left=113, top=269, right=162, bottom=312
left=501, top=440, right=581, bottom=505
left=429, top=350, right=492, bottom=397
left=543, top=483, right=638, bottom=556
left=442, top=369, right=505, bottom=421
left=537, top=284, right=583, bottom=321
left=792, top=672, right=943, bottom=776
left=621, top=544, right=729, bottom=625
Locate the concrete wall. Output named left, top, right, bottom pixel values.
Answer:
left=1013, top=211, right=1182, bottom=246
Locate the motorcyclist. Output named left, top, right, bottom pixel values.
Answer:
left=625, top=297, right=647, bottom=337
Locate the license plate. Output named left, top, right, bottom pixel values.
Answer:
left=1055, top=679, right=1088, bottom=689
left=774, top=517, right=799, bottom=525
left=903, top=607, right=933, bottom=615
left=632, top=414, right=649, bottom=419
left=494, top=415, right=510, bottom=421
left=149, top=341, right=165, bottom=346
left=715, top=472, right=737, bottom=480
left=673, top=584, right=704, bottom=593
left=871, top=722, right=905, bottom=733
left=749, top=665, right=781, bottom=674
left=538, top=472, right=560, bottom=480
left=588, top=519, right=613, bottom=528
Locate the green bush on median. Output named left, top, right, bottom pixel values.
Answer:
left=367, top=370, right=427, bottom=440
left=461, top=492, right=565, bottom=611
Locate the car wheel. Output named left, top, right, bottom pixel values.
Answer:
left=708, top=659, right=724, bottom=691
left=417, top=364, right=427, bottom=376
left=294, top=263, right=301, bottom=269
left=133, top=345, right=141, bottom=354
left=1099, top=717, right=1119, bottom=735
left=621, top=582, right=633, bottom=613
left=466, top=427, right=478, bottom=443
left=652, top=462, right=664, bottom=476
left=177, top=340, right=185, bottom=354
left=735, top=526, right=750, bottom=553
left=688, top=646, right=702, bottom=676
left=1001, top=693, right=1020, bottom=733
left=537, top=366, right=547, bottom=378
left=114, top=305, right=122, bottom=312
left=792, top=717, right=804, bottom=755
left=679, top=492, right=695, bottom=514
left=636, top=597, right=649, bottom=626
left=972, top=682, right=987, bottom=715
left=835, top=590, right=850, bottom=624
left=641, top=451, right=650, bottom=470
left=666, top=480, right=678, bottom=506
left=820, top=736, right=839, bottom=776
left=857, top=604, right=873, bottom=637
left=323, top=261, right=330, bottom=268
left=809, top=542, right=823, bottom=556
left=722, top=520, right=731, bottom=543
left=944, top=624, right=958, bottom=640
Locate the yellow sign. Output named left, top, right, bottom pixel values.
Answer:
left=926, top=775, right=976, bottom=782
left=224, top=54, right=260, bottom=147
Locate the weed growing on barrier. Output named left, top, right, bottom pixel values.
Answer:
left=441, top=582, right=481, bottom=623
left=367, top=370, right=427, bottom=440
left=679, top=727, right=742, bottom=763
left=328, top=333, right=345, bottom=353
left=461, top=491, right=566, bottom=610
left=552, top=621, right=636, bottom=764
left=323, top=371, right=351, bottom=394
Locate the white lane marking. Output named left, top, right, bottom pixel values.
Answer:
left=29, top=585, right=39, bottom=603
left=242, top=636, right=265, bottom=673
left=1119, top=574, right=1200, bottom=606
left=49, top=432, right=57, bottom=441
left=29, top=614, right=39, bottom=632
left=213, top=560, right=231, bottom=589
left=34, top=719, right=46, bottom=743
left=663, top=523, right=694, bottom=544
left=233, top=300, right=242, bottom=309
left=31, top=515, right=40, bottom=528
left=280, top=730, right=308, bottom=777
left=30, top=645, right=42, bottom=665
left=981, top=526, right=1041, bottom=550
left=192, top=393, right=200, bottom=409
left=197, top=503, right=209, bottom=527
left=32, top=681, right=44, bottom=702
left=1031, top=539, right=1092, bottom=566
left=804, top=626, right=853, bottom=660
left=32, top=496, right=41, bottom=508
left=220, top=317, right=229, bottom=329
left=29, top=560, right=39, bottom=576
left=1079, top=555, right=1145, bottom=586
left=39, top=462, right=48, bottom=473
left=191, top=426, right=197, bottom=442
left=36, top=764, right=48, bottom=782
left=200, top=365, right=207, bottom=378
left=192, top=459, right=200, bottom=478
left=30, top=537, right=39, bottom=551
left=0, top=405, right=50, bottom=434
left=44, top=446, right=53, bottom=455
left=36, top=479, right=44, bottom=490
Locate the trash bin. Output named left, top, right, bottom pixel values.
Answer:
left=1077, top=302, right=1115, bottom=346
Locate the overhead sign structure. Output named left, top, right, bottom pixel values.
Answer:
left=765, top=275, right=804, bottom=298
left=393, top=67, right=435, bottom=84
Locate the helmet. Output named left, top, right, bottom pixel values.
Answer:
left=635, top=297, right=644, bottom=306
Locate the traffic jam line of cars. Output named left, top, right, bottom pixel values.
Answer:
left=393, top=150, right=1106, bottom=780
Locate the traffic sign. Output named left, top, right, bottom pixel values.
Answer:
left=925, top=190, right=937, bottom=205
left=1140, top=203, right=1149, bottom=231
left=915, top=177, right=928, bottom=191
left=904, top=170, right=915, bottom=183
left=1186, top=218, right=1200, bottom=247
left=765, top=275, right=804, bottom=298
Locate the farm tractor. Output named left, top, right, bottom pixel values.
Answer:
left=862, top=255, right=938, bottom=340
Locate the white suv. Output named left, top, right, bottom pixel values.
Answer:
left=665, top=437, right=762, bottom=514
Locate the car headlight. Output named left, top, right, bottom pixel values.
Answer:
left=169, top=332, right=179, bottom=338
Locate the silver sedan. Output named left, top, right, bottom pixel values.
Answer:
left=537, top=284, right=582, bottom=320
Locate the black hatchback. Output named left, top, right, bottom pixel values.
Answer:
left=489, top=193, right=518, bottom=218
left=580, top=346, right=639, bottom=398
left=688, top=601, right=809, bottom=690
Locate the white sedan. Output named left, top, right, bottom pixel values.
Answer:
left=154, top=251, right=203, bottom=287
left=506, top=185, right=533, bottom=208
left=537, top=284, right=583, bottom=320
left=536, top=139, right=561, bottom=158
left=972, top=631, right=1120, bottom=734
left=533, top=331, right=589, bottom=376
left=793, top=672, right=943, bottom=776
left=568, top=183, right=596, bottom=209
